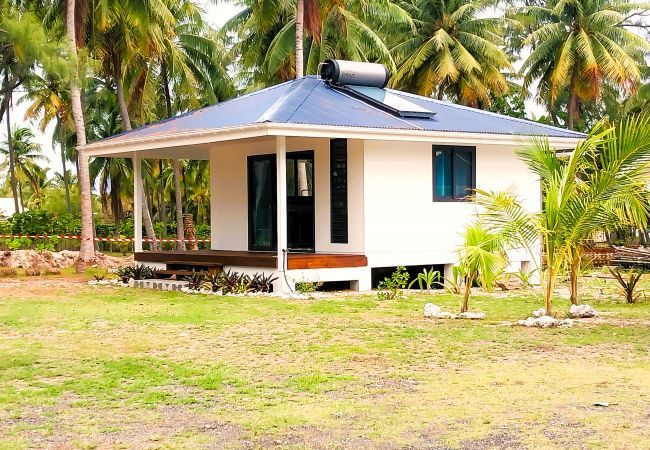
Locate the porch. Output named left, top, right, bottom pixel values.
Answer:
left=135, top=249, right=368, bottom=270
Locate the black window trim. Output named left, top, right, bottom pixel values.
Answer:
left=432, top=145, right=476, bottom=202
left=330, top=138, right=349, bottom=243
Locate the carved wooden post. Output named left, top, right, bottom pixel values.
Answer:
left=183, top=214, right=199, bottom=250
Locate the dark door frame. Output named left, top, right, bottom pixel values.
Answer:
left=247, top=154, right=277, bottom=251
left=247, top=151, right=315, bottom=252
left=286, top=150, right=315, bottom=252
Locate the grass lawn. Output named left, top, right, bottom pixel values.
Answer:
left=0, top=271, right=649, bottom=449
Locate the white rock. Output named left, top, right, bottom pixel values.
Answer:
left=532, top=308, right=546, bottom=318
left=568, top=304, right=597, bottom=318
left=517, top=315, right=575, bottom=328
left=458, top=311, right=486, bottom=320
left=423, top=303, right=457, bottom=319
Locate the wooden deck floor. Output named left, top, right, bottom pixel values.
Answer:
left=135, top=250, right=367, bottom=270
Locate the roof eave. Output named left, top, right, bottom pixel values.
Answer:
left=81, top=122, right=585, bottom=157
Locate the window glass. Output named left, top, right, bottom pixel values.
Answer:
left=453, top=150, right=473, bottom=198
left=435, top=150, right=452, bottom=198
left=296, top=159, right=313, bottom=196
left=286, top=159, right=296, bottom=196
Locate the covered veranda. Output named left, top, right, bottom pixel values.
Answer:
left=82, top=129, right=369, bottom=292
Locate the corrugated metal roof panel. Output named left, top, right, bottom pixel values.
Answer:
left=96, top=76, right=585, bottom=145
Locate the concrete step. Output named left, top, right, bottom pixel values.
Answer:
left=133, top=279, right=189, bottom=291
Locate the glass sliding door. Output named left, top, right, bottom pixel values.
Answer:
left=248, top=154, right=277, bottom=251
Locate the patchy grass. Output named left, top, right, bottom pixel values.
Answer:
left=0, top=273, right=649, bottom=448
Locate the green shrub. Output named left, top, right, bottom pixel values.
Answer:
left=295, top=280, right=323, bottom=294
left=377, top=266, right=409, bottom=300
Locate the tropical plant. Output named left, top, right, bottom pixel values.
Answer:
left=457, top=221, right=505, bottom=313
left=477, top=115, right=650, bottom=315
left=391, top=0, right=512, bottom=107
left=520, top=0, right=650, bottom=129
left=608, top=267, right=644, bottom=304
left=0, top=127, right=48, bottom=210
left=513, top=268, right=537, bottom=288
left=408, top=267, right=442, bottom=290
left=187, top=270, right=206, bottom=290
left=377, top=266, right=410, bottom=300
left=295, top=280, right=323, bottom=294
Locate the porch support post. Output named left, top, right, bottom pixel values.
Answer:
left=276, top=135, right=289, bottom=291
left=209, top=150, right=218, bottom=250
left=133, top=152, right=143, bottom=253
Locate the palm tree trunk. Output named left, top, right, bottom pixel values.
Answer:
left=161, top=58, right=185, bottom=251
left=295, top=0, right=304, bottom=78
left=461, top=283, right=471, bottom=313
left=437, top=84, right=445, bottom=100
left=4, top=96, right=19, bottom=213
left=59, top=122, right=72, bottom=213
left=567, top=71, right=579, bottom=130
left=545, top=266, right=555, bottom=316
left=18, top=181, right=24, bottom=213
left=114, top=53, right=157, bottom=249
left=113, top=53, right=132, bottom=131
left=569, top=248, right=581, bottom=305
left=66, top=0, right=95, bottom=266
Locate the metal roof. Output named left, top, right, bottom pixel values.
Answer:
left=97, top=76, right=585, bottom=145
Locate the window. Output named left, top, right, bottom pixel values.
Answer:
left=432, top=145, right=476, bottom=201
left=330, top=139, right=348, bottom=243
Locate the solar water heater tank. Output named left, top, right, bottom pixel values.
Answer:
left=320, top=59, right=390, bottom=88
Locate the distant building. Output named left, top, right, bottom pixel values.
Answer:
left=0, top=198, right=23, bottom=221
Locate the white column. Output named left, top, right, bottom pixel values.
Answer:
left=276, top=136, right=289, bottom=291
left=209, top=150, right=218, bottom=250
left=133, top=153, right=143, bottom=253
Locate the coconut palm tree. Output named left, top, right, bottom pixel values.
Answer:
left=226, top=0, right=407, bottom=87
left=521, top=0, right=650, bottom=130
left=0, top=127, right=48, bottom=210
left=65, top=0, right=95, bottom=264
left=477, top=115, right=650, bottom=315
left=457, top=221, right=505, bottom=313
left=391, top=0, right=511, bottom=107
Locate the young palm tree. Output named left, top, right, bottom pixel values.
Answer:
left=391, top=0, right=511, bottom=107
left=477, top=115, right=650, bottom=315
left=521, top=0, right=650, bottom=129
left=457, top=221, right=505, bottom=313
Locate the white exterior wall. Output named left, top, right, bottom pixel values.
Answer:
left=210, top=136, right=365, bottom=254
left=362, top=140, right=540, bottom=269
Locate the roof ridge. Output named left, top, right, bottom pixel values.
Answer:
left=386, top=88, right=587, bottom=137
left=91, top=80, right=298, bottom=144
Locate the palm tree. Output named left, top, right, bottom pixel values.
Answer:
left=477, top=115, right=650, bottom=315
left=226, top=0, right=406, bottom=87
left=65, top=0, right=95, bottom=263
left=21, top=73, right=74, bottom=212
left=457, top=221, right=505, bottom=313
left=521, top=0, right=650, bottom=130
left=0, top=127, right=48, bottom=211
left=391, top=0, right=511, bottom=107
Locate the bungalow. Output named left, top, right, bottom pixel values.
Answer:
left=81, top=60, right=585, bottom=292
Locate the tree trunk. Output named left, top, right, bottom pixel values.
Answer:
left=569, top=248, right=581, bottom=305
left=158, top=160, right=166, bottom=227
left=161, top=58, right=185, bottom=251
left=113, top=53, right=132, bottom=131
left=461, top=282, right=471, bottom=313
left=437, top=83, right=445, bottom=100
left=59, top=122, right=72, bottom=213
left=18, top=181, right=24, bottom=213
left=66, top=0, right=95, bottom=267
left=545, top=266, right=554, bottom=316
left=173, top=159, right=185, bottom=251
left=567, top=71, right=579, bottom=130
left=4, top=97, right=19, bottom=213
left=295, top=0, right=304, bottom=78
left=142, top=190, right=158, bottom=251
